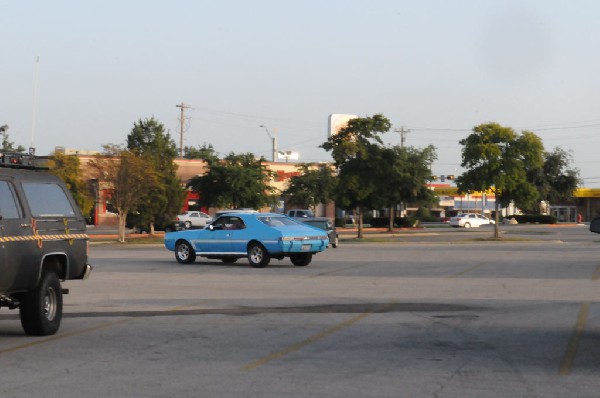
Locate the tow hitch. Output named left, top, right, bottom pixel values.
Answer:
left=0, top=294, right=20, bottom=310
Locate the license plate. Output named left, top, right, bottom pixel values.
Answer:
left=301, top=244, right=311, bottom=251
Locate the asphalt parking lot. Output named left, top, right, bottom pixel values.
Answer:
left=1, top=224, right=599, bottom=397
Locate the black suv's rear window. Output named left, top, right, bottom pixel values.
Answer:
left=0, top=181, right=23, bottom=219
left=22, top=182, right=76, bottom=217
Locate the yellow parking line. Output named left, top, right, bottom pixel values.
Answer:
left=559, top=302, right=590, bottom=376
left=241, top=302, right=394, bottom=371
left=0, top=300, right=221, bottom=356
left=166, top=299, right=219, bottom=312
left=592, top=264, right=600, bottom=281
left=448, top=261, right=487, bottom=279
left=0, top=318, right=130, bottom=356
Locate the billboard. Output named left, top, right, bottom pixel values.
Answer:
left=328, top=114, right=358, bottom=137
left=277, top=151, right=299, bottom=161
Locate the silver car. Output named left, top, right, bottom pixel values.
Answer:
left=449, top=213, right=495, bottom=228
left=175, top=211, right=213, bottom=228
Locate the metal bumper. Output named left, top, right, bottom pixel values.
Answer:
left=82, top=264, right=93, bottom=280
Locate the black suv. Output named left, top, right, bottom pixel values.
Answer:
left=0, top=153, right=92, bottom=335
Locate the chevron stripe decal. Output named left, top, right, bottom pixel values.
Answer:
left=0, top=234, right=88, bottom=243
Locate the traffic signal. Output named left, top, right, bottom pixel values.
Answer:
left=430, top=175, right=438, bottom=181
left=446, top=175, right=455, bottom=180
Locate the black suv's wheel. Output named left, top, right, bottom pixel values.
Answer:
left=290, top=253, right=312, bottom=266
left=175, top=241, right=196, bottom=264
left=19, top=271, right=63, bottom=336
left=247, top=243, right=270, bottom=268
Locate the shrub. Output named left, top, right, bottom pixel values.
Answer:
left=508, top=214, right=557, bottom=224
left=369, top=216, right=419, bottom=228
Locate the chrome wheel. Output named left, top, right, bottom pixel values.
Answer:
left=175, top=241, right=196, bottom=264
left=19, top=270, right=63, bottom=336
left=248, top=243, right=270, bottom=268
left=43, top=286, right=58, bottom=322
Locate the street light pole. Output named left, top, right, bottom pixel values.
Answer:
left=259, top=125, right=277, bottom=162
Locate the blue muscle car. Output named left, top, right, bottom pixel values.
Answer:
left=164, top=212, right=329, bottom=267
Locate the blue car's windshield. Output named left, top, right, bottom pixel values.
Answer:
left=258, top=216, right=298, bottom=227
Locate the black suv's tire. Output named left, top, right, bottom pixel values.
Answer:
left=175, top=241, right=196, bottom=264
left=19, top=271, right=63, bottom=336
left=248, top=243, right=270, bottom=268
left=290, top=253, right=312, bottom=266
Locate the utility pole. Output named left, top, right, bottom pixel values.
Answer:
left=176, top=102, right=191, bottom=158
left=394, top=126, right=410, bottom=148
left=0, top=125, right=8, bottom=151
left=259, top=125, right=278, bottom=162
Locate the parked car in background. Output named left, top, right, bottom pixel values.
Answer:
left=164, top=220, right=186, bottom=232
left=175, top=211, right=212, bottom=228
left=449, top=213, right=495, bottom=228
left=590, top=217, right=600, bottom=233
left=164, top=212, right=329, bottom=267
left=299, top=217, right=338, bottom=248
left=287, top=209, right=315, bottom=219
left=214, top=209, right=258, bottom=217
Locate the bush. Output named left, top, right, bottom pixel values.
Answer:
left=370, top=217, right=391, bottom=227
left=369, top=216, right=419, bottom=228
left=508, top=214, right=557, bottom=224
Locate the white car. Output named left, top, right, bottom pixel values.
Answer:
left=175, top=211, right=213, bottom=228
left=449, top=213, right=495, bottom=228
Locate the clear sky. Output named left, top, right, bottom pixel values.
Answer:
left=2, top=1, right=600, bottom=185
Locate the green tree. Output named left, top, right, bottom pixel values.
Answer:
left=88, top=146, right=157, bottom=242
left=378, top=145, right=437, bottom=231
left=187, top=152, right=275, bottom=210
left=282, top=164, right=337, bottom=212
left=184, top=143, right=219, bottom=161
left=0, top=126, right=25, bottom=152
left=321, top=114, right=392, bottom=238
left=528, top=147, right=581, bottom=213
left=48, top=152, right=94, bottom=220
left=127, top=118, right=185, bottom=234
left=456, top=122, right=544, bottom=238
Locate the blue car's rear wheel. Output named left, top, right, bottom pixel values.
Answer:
left=248, top=243, right=270, bottom=268
left=290, top=253, right=312, bottom=266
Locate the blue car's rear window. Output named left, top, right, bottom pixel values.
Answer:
left=258, top=216, right=297, bottom=227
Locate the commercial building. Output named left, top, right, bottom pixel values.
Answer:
left=55, top=151, right=600, bottom=227
left=73, top=155, right=334, bottom=227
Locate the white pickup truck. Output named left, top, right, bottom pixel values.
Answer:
left=286, top=209, right=315, bottom=219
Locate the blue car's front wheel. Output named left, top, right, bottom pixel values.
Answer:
left=248, top=242, right=270, bottom=268
left=175, top=241, right=196, bottom=264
